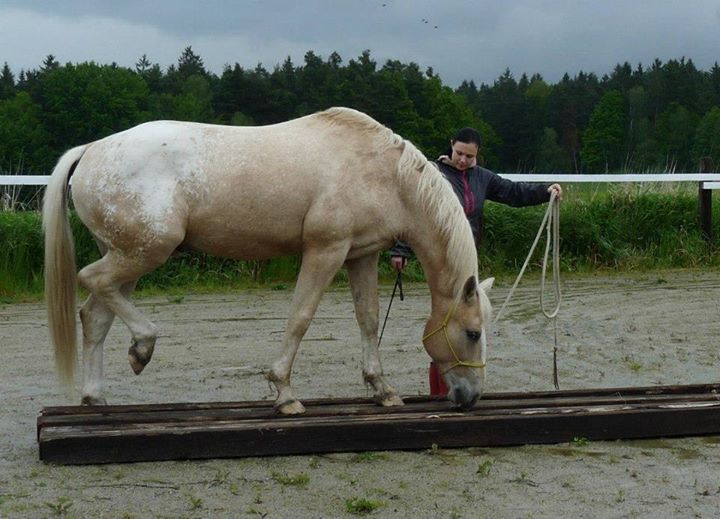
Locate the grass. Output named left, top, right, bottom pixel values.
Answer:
left=350, top=452, right=387, bottom=463
left=271, top=471, right=310, bottom=487
left=45, top=496, right=73, bottom=516
left=476, top=458, right=494, bottom=476
left=2, top=186, right=720, bottom=301
left=344, top=497, right=385, bottom=515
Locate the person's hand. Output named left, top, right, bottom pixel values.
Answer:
left=547, top=183, right=563, bottom=201
left=390, top=255, right=407, bottom=272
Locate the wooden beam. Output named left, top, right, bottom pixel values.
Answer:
left=37, top=383, right=720, bottom=465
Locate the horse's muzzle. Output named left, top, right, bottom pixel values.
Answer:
left=448, top=386, right=479, bottom=410
left=445, top=371, right=482, bottom=410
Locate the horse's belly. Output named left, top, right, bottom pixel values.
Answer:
left=184, top=218, right=304, bottom=260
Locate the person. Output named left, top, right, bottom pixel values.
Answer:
left=388, top=127, right=562, bottom=394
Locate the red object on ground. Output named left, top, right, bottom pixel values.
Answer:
left=428, top=362, right=449, bottom=395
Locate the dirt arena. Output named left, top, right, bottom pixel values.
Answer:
left=2, top=270, right=720, bottom=518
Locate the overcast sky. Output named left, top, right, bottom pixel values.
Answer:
left=1, top=0, right=719, bottom=87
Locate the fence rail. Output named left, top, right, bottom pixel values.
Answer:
left=3, top=173, right=720, bottom=186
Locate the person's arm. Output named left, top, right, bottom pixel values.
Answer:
left=486, top=171, right=560, bottom=206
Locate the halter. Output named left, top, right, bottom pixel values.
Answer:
left=422, top=299, right=486, bottom=373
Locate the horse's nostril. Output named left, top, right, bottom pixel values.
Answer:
left=448, top=385, right=479, bottom=411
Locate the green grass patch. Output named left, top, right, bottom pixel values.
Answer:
left=344, top=496, right=385, bottom=515
left=271, top=471, right=309, bottom=487
left=3, top=186, right=720, bottom=301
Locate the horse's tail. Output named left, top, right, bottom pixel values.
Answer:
left=43, top=144, right=89, bottom=392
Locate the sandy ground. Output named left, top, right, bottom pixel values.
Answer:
left=2, top=270, right=720, bottom=518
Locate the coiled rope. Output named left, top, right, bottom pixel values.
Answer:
left=493, top=190, right=562, bottom=388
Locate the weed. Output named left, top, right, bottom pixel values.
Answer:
left=271, top=471, right=309, bottom=487
left=167, top=294, right=185, bottom=304
left=351, top=452, right=387, bottom=463
left=212, top=469, right=231, bottom=485
left=509, top=472, right=538, bottom=487
left=308, top=457, right=320, bottom=469
left=476, top=458, right=494, bottom=477
left=345, top=496, right=385, bottom=515
left=45, top=496, right=73, bottom=516
left=616, top=489, right=625, bottom=503
left=573, top=437, right=590, bottom=447
left=187, top=495, right=203, bottom=510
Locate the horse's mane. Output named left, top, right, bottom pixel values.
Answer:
left=317, top=107, right=478, bottom=293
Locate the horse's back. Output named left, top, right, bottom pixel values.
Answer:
left=70, top=113, right=403, bottom=260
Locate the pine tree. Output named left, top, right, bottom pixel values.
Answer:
left=0, top=62, right=15, bottom=100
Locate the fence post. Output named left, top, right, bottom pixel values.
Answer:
left=699, top=157, right=714, bottom=243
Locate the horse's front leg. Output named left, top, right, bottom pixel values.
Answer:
left=268, top=243, right=349, bottom=415
left=347, top=254, right=403, bottom=407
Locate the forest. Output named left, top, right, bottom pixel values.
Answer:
left=1, top=47, right=719, bottom=175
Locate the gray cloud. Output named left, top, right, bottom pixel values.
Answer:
left=1, top=1, right=719, bottom=87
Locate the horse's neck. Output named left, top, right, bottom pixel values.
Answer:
left=406, top=227, right=458, bottom=311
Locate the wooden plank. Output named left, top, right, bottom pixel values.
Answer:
left=37, top=382, right=720, bottom=418
left=37, top=383, right=720, bottom=465
left=37, top=389, right=720, bottom=431
left=39, top=402, right=720, bottom=464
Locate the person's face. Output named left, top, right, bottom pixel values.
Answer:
left=450, top=140, right=478, bottom=171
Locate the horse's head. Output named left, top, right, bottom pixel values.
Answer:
left=423, top=276, right=494, bottom=410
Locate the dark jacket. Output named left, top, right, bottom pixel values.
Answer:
left=390, top=160, right=551, bottom=258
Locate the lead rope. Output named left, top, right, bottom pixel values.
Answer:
left=377, top=271, right=404, bottom=349
left=493, top=191, right=562, bottom=389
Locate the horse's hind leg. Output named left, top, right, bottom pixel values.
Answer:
left=79, top=281, right=136, bottom=405
left=77, top=248, right=175, bottom=377
left=268, top=243, right=349, bottom=415
left=346, top=253, right=403, bottom=407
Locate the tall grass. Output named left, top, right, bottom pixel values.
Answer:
left=1, top=186, right=718, bottom=301
left=482, top=184, right=719, bottom=273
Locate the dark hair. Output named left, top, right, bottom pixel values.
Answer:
left=452, top=127, right=482, bottom=147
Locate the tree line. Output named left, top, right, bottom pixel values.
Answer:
left=1, top=47, right=719, bottom=175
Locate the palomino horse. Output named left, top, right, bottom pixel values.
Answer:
left=43, top=107, right=494, bottom=414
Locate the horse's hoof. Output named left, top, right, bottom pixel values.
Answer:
left=81, top=395, right=107, bottom=406
left=128, top=338, right=155, bottom=375
left=276, top=399, right=306, bottom=415
left=375, top=393, right=404, bottom=407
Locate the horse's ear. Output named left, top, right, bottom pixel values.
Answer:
left=462, top=276, right=478, bottom=304
left=479, top=277, right=494, bottom=293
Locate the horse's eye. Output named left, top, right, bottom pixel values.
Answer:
left=466, top=330, right=481, bottom=342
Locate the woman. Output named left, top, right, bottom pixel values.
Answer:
left=388, top=127, right=562, bottom=394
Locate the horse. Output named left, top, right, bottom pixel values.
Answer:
left=43, top=107, right=494, bottom=414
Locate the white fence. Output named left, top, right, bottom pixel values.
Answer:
left=4, top=173, right=720, bottom=187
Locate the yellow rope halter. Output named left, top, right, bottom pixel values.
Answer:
left=422, top=299, right=486, bottom=373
